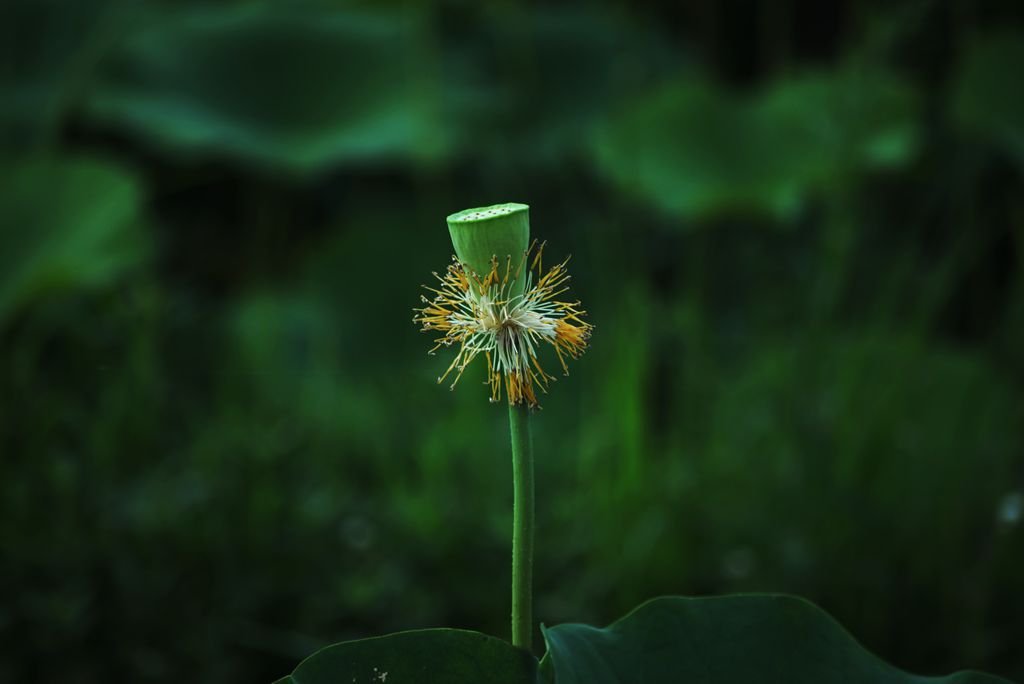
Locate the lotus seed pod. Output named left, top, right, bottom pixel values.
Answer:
left=446, top=203, right=530, bottom=295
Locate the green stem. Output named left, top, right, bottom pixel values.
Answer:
left=508, top=402, right=534, bottom=651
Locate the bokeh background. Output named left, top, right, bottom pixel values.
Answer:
left=3, top=0, right=1023, bottom=682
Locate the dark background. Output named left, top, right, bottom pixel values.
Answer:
left=2, top=1, right=1023, bottom=682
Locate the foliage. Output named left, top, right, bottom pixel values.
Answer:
left=276, top=596, right=1012, bottom=684
left=1, top=1, right=1022, bottom=683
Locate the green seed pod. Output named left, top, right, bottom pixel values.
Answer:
left=447, top=203, right=530, bottom=293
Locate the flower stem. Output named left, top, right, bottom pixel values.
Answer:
left=508, top=402, right=534, bottom=651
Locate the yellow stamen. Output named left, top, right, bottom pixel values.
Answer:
left=413, top=241, right=592, bottom=408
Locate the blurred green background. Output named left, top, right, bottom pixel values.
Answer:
left=2, top=0, right=1023, bottom=682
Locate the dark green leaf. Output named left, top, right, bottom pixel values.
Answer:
left=274, top=628, right=538, bottom=684
left=540, top=595, right=1012, bottom=684
left=0, top=157, right=146, bottom=322
left=591, top=67, right=918, bottom=220
left=86, top=5, right=447, bottom=173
